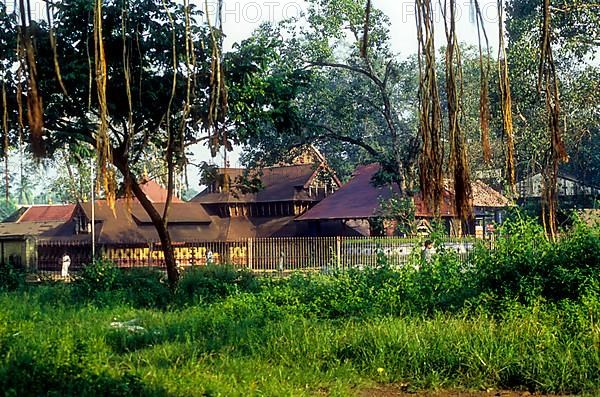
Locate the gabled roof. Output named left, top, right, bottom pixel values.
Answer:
left=298, top=163, right=510, bottom=221
left=137, top=179, right=183, bottom=203
left=56, top=200, right=214, bottom=244
left=471, top=180, right=512, bottom=208
left=0, top=221, right=65, bottom=238
left=16, top=204, right=76, bottom=223
left=192, top=164, right=338, bottom=204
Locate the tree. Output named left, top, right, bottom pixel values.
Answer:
left=505, top=1, right=600, bottom=188
left=229, top=4, right=422, bottom=190
left=0, top=0, right=214, bottom=287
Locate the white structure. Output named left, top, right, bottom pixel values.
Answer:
left=517, top=173, right=600, bottom=198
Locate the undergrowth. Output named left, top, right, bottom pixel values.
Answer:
left=0, top=215, right=598, bottom=396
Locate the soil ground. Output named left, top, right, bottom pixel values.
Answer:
left=358, top=387, right=579, bottom=397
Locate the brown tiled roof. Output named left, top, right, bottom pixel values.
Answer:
left=192, top=164, right=331, bottom=204
left=137, top=179, right=183, bottom=203
left=17, top=205, right=76, bottom=223
left=57, top=200, right=214, bottom=244
left=297, top=164, right=397, bottom=220
left=471, top=180, right=512, bottom=208
left=298, top=163, right=510, bottom=221
left=0, top=221, right=65, bottom=238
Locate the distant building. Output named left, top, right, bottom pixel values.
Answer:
left=0, top=204, right=76, bottom=270
left=297, top=163, right=511, bottom=238
left=517, top=172, right=600, bottom=208
left=190, top=146, right=346, bottom=239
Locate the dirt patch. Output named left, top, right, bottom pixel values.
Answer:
left=357, top=386, right=576, bottom=397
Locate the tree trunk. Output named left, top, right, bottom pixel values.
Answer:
left=112, top=152, right=179, bottom=288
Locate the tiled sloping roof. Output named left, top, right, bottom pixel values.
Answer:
left=298, top=164, right=510, bottom=221
left=471, top=180, right=512, bottom=208
left=69, top=201, right=213, bottom=244
left=0, top=221, right=65, bottom=237
left=137, top=179, right=183, bottom=203
left=192, top=164, right=325, bottom=204
left=297, top=164, right=398, bottom=220
left=17, top=205, right=76, bottom=222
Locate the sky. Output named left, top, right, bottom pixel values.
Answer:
left=24, top=0, right=502, bottom=192
left=187, top=0, right=501, bottom=188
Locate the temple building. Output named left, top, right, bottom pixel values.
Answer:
left=190, top=146, right=345, bottom=239
left=297, top=163, right=511, bottom=238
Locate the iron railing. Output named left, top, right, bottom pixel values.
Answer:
left=32, top=236, right=489, bottom=277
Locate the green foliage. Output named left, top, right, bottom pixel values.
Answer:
left=0, top=280, right=598, bottom=395
left=176, top=265, right=260, bottom=304
left=472, top=212, right=600, bottom=304
left=114, top=268, right=171, bottom=309
left=1, top=216, right=599, bottom=394
left=74, top=259, right=121, bottom=297
left=0, top=199, right=18, bottom=221
left=0, top=262, right=25, bottom=291
left=372, top=193, right=416, bottom=236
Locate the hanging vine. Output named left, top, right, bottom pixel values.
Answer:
left=205, top=0, right=228, bottom=158
left=443, top=0, right=472, bottom=221
left=539, top=0, right=568, bottom=240
left=415, top=0, right=444, bottom=214
left=2, top=81, right=8, bottom=202
left=179, top=0, right=196, bottom=194
left=46, top=0, right=68, bottom=97
left=497, top=0, right=516, bottom=196
left=93, top=0, right=116, bottom=208
left=472, top=0, right=492, bottom=163
left=18, top=0, right=44, bottom=157
left=159, top=0, right=179, bottom=220
left=360, top=0, right=371, bottom=59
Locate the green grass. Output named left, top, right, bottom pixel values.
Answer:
left=1, top=285, right=598, bottom=396
left=1, top=215, right=599, bottom=396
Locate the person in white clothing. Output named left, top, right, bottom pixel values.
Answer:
left=61, top=252, right=71, bottom=277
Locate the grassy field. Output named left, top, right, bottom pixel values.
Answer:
left=1, top=216, right=599, bottom=396
left=0, top=278, right=598, bottom=396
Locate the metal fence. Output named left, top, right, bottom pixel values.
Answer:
left=33, top=236, right=486, bottom=277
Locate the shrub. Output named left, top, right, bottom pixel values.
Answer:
left=176, top=265, right=259, bottom=304
left=0, top=261, right=25, bottom=291
left=471, top=212, right=600, bottom=304
left=74, top=259, right=121, bottom=298
left=116, top=268, right=171, bottom=309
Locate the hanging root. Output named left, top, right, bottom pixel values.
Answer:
left=416, top=0, right=444, bottom=214
left=205, top=0, right=228, bottom=157
left=497, top=0, right=516, bottom=196
left=93, top=0, right=115, bottom=208
left=539, top=0, right=568, bottom=239
left=444, top=0, right=472, bottom=221
left=361, top=0, right=371, bottom=59
left=2, top=82, right=8, bottom=201
left=46, top=0, right=68, bottom=96
left=473, top=0, right=492, bottom=163
left=19, top=0, right=44, bottom=157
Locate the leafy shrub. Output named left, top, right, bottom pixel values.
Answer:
left=0, top=262, right=25, bottom=291
left=74, top=259, right=121, bottom=297
left=176, top=265, right=259, bottom=304
left=407, top=246, right=476, bottom=313
left=115, top=268, right=171, bottom=309
left=472, top=213, right=600, bottom=304
left=73, top=261, right=172, bottom=308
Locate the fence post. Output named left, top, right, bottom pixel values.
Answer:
left=336, top=236, right=341, bottom=269
left=247, top=238, right=253, bottom=270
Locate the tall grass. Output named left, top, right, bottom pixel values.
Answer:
left=0, top=214, right=598, bottom=396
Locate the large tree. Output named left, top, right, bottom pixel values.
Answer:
left=0, top=0, right=215, bottom=287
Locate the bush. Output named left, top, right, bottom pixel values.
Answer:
left=0, top=262, right=25, bottom=291
left=176, top=265, right=259, bottom=304
left=472, top=212, right=600, bottom=304
left=74, top=259, right=121, bottom=298
left=115, top=268, right=171, bottom=309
